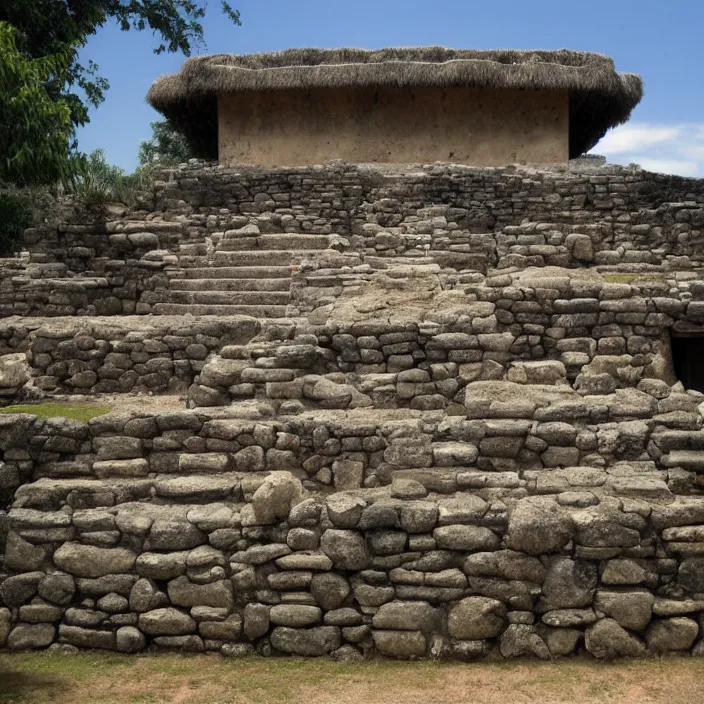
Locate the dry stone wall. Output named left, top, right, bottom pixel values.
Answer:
left=1, top=367, right=704, bottom=661
left=2, top=162, right=704, bottom=318
left=3, top=160, right=704, bottom=661
left=2, top=409, right=704, bottom=659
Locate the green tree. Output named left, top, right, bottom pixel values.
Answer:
left=0, top=23, right=74, bottom=186
left=0, top=1, right=240, bottom=139
left=138, top=119, right=196, bottom=165
left=0, top=1, right=240, bottom=253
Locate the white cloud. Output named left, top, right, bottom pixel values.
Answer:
left=598, top=125, right=681, bottom=155
left=627, top=157, right=699, bottom=177
left=592, top=122, right=704, bottom=177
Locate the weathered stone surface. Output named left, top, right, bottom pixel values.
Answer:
left=199, top=615, right=243, bottom=640
left=678, top=558, right=704, bottom=593
left=594, top=590, right=654, bottom=631
left=537, top=558, right=597, bottom=612
left=251, top=471, right=304, bottom=524
left=243, top=603, right=270, bottom=640
left=270, top=626, right=341, bottom=656
left=433, top=525, right=500, bottom=551
left=116, top=626, right=146, bottom=653
left=499, top=625, right=550, bottom=659
left=584, top=619, right=645, bottom=659
left=0, top=608, right=11, bottom=647
left=269, top=605, right=321, bottom=627
left=59, top=624, right=115, bottom=650
left=372, top=601, right=438, bottom=632
left=135, top=552, right=188, bottom=580
left=448, top=597, right=506, bottom=640
left=8, top=623, right=55, bottom=649
left=4, top=532, right=46, bottom=571
left=320, top=529, right=371, bottom=570
left=147, top=521, right=204, bottom=550
left=167, top=577, right=234, bottom=610
left=130, top=578, right=166, bottom=612
left=536, top=625, right=581, bottom=657
left=541, top=609, right=597, bottom=628
left=0, top=572, right=43, bottom=606
left=506, top=498, right=572, bottom=555
left=53, top=544, right=136, bottom=578
left=464, top=551, right=545, bottom=583
left=310, top=573, right=351, bottom=611
left=372, top=630, right=427, bottom=659
left=138, top=608, right=196, bottom=636
left=646, top=618, right=699, bottom=652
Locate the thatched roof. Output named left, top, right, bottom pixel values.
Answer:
left=147, top=47, right=643, bottom=160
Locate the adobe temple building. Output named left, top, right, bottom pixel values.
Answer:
left=3, top=47, right=704, bottom=661
left=146, top=48, right=642, bottom=167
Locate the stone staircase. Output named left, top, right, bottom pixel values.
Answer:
left=149, top=228, right=342, bottom=317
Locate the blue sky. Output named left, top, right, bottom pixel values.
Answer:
left=77, top=0, right=704, bottom=175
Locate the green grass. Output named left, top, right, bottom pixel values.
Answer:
left=0, top=652, right=702, bottom=704
left=0, top=402, right=112, bottom=421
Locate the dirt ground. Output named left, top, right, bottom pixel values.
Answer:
left=0, top=652, right=702, bottom=704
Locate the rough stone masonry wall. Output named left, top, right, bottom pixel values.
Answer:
left=2, top=161, right=704, bottom=318
left=2, top=403, right=704, bottom=660
left=5, top=267, right=702, bottom=406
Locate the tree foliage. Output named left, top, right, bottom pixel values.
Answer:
left=64, top=149, right=155, bottom=205
left=0, top=189, right=32, bottom=256
left=0, top=23, right=74, bottom=186
left=138, top=119, right=196, bottom=165
left=0, top=0, right=240, bottom=187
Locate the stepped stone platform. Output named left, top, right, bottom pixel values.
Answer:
left=2, top=161, right=704, bottom=661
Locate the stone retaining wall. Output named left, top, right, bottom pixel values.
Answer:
left=6, top=267, right=704, bottom=406
left=2, top=405, right=704, bottom=660
left=2, top=162, right=704, bottom=318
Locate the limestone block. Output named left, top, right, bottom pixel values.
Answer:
left=310, top=573, right=351, bottom=611
left=320, top=530, right=371, bottom=570
left=8, top=623, right=55, bottom=650
left=448, top=597, right=506, bottom=640
left=372, top=601, right=438, bottom=632
left=269, top=605, right=321, bottom=628
left=138, top=608, right=196, bottom=636
left=584, top=619, right=645, bottom=659
left=646, top=617, right=699, bottom=652
left=250, top=471, right=305, bottom=524
left=372, top=630, right=426, bottom=659
left=270, top=626, right=341, bottom=656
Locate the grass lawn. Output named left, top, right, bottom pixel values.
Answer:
left=0, top=652, right=702, bottom=704
left=0, top=403, right=112, bottom=422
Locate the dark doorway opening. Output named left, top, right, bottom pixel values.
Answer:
left=671, top=335, right=704, bottom=393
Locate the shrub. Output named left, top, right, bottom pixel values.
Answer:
left=0, top=191, right=31, bottom=256
left=63, top=149, right=155, bottom=206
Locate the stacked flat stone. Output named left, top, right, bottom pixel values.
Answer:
left=2, top=159, right=704, bottom=660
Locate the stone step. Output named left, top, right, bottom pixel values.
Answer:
left=180, top=266, right=292, bottom=279
left=11, top=476, right=248, bottom=510
left=212, top=250, right=327, bottom=267
left=161, top=290, right=291, bottom=306
left=170, top=278, right=291, bottom=293
left=151, top=303, right=289, bottom=317
left=218, top=234, right=331, bottom=251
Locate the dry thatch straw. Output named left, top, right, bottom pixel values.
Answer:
left=147, top=47, right=643, bottom=161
